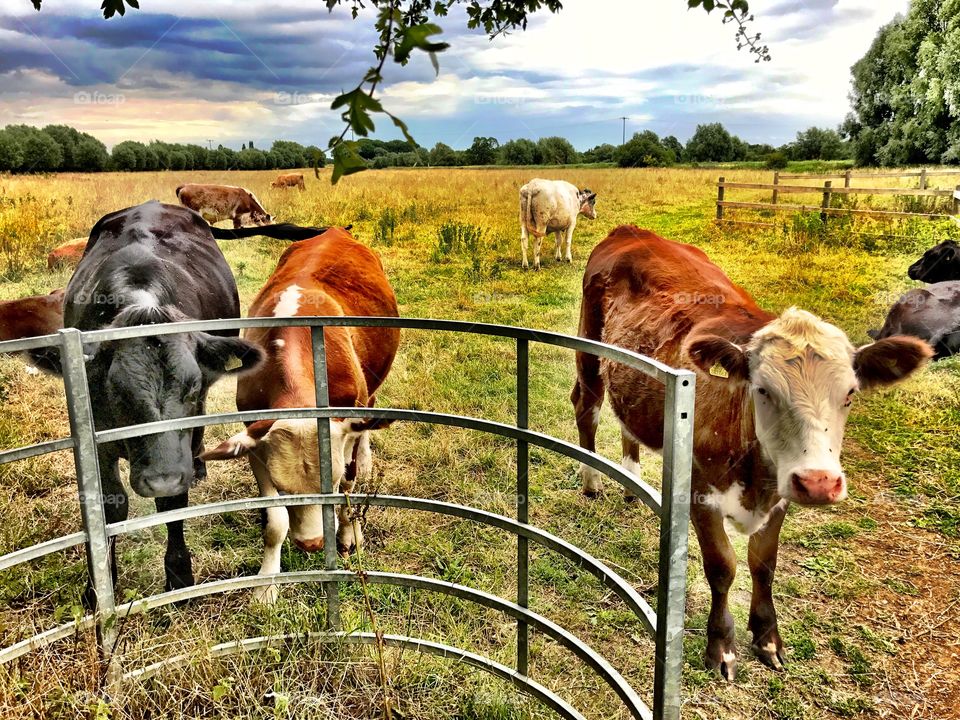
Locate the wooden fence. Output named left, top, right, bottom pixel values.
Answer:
left=776, top=168, right=960, bottom=189
left=715, top=175, right=960, bottom=227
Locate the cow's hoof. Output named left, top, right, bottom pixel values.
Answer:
left=251, top=584, right=279, bottom=605
left=580, top=464, right=604, bottom=498
left=705, top=648, right=738, bottom=682
left=752, top=639, right=786, bottom=671
left=564, top=257, right=573, bottom=263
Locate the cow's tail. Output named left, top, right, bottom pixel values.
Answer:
left=209, top=223, right=353, bottom=242
left=522, top=189, right=545, bottom=238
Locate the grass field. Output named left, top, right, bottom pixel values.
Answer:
left=0, top=166, right=958, bottom=719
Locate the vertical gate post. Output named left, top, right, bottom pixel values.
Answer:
left=953, top=185, right=960, bottom=216
left=716, top=177, right=725, bottom=221
left=59, top=329, right=118, bottom=680
left=844, top=169, right=852, bottom=188
left=653, top=371, right=695, bottom=720
left=311, top=324, right=341, bottom=630
left=821, top=180, right=832, bottom=226
left=772, top=171, right=780, bottom=205
left=919, top=168, right=927, bottom=190
left=516, top=338, right=530, bottom=675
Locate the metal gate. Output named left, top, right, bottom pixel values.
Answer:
left=0, top=317, right=695, bottom=720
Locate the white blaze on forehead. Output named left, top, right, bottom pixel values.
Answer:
left=273, top=285, right=303, bottom=318
left=126, top=289, right=158, bottom=307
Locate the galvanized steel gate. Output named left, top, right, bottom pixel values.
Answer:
left=0, top=317, right=695, bottom=720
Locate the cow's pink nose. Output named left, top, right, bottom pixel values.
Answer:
left=790, top=470, right=846, bottom=505
left=293, top=536, right=325, bottom=553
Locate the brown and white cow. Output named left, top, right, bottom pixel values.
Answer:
left=202, top=227, right=400, bottom=603
left=571, top=226, right=932, bottom=680
left=47, top=238, right=88, bottom=269
left=176, top=183, right=273, bottom=229
left=519, top=178, right=597, bottom=270
left=271, top=173, right=305, bottom=190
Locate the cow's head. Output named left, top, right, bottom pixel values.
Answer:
left=249, top=209, right=274, bottom=226
left=201, top=417, right=391, bottom=551
left=88, top=305, right=263, bottom=498
left=908, top=239, right=959, bottom=283
left=578, top=189, right=598, bottom=220
left=686, top=308, right=932, bottom=505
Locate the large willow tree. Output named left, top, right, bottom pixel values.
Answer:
left=844, top=0, right=960, bottom=166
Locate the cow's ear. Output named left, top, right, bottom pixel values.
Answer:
left=200, top=420, right=274, bottom=461
left=685, top=334, right=750, bottom=383
left=196, top=335, right=263, bottom=377
left=854, top=335, right=933, bottom=390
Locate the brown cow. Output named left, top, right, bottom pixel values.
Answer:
left=176, top=183, right=273, bottom=229
left=202, top=228, right=400, bottom=603
left=271, top=173, right=305, bottom=190
left=571, top=226, right=932, bottom=680
left=47, top=238, right=88, bottom=270
left=0, top=289, right=64, bottom=342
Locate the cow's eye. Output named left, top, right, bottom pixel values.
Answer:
left=844, top=388, right=856, bottom=407
left=756, top=387, right=768, bottom=397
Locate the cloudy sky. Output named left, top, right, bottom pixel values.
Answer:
left=0, top=0, right=909, bottom=151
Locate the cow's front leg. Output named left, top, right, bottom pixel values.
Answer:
left=156, top=493, right=194, bottom=592
left=83, top=452, right=127, bottom=609
left=748, top=501, right=788, bottom=670
left=571, top=353, right=605, bottom=497
left=563, top=226, right=574, bottom=263
left=250, top=462, right=288, bottom=604
left=692, top=501, right=738, bottom=681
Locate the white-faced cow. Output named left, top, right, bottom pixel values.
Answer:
left=176, top=183, right=273, bottom=229
left=58, top=202, right=264, bottom=600
left=271, top=173, right=305, bottom=190
left=202, top=227, right=400, bottom=604
left=571, top=226, right=932, bottom=680
left=869, top=282, right=960, bottom=359
left=908, top=239, right=960, bottom=283
left=519, top=179, right=597, bottom=270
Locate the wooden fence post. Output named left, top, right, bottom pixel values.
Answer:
left=717, top=177, right=725, bottom=221
left=920, top=168, right=928, bottom=190
left=953, top=185, right=960, bottom=215
left=844, top=169, right=851, bottom=188
left=772, top=171, right=779, bottom=205
left=821, top=180, right=832, bottom=226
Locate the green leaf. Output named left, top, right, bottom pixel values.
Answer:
left=331, top=87, right=383, bottom=138
left=395, top=23, right=450, bottom=65
left=330, top=140, right=368, bottom=185
left=386, top=112, right=417, bottom=148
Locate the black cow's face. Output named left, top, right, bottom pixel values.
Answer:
left=90, top=329, right=262, bottom=498
left=908, top=240, right=959, bottom=283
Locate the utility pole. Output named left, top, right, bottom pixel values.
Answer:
left=206, top=139, right=213, bottom=150
left=620, top=116, right=629, bottom=145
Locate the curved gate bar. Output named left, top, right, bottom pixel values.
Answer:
left=0, top=438, right=75, bottom=466
left=94, top=407, right=662, bottom=514
left=76, top=316, right=681, bottom=384
left=123, top=631, right=587, bottom=720
left=104, top=494, right=657, bottom=635
left=0, top=531, right=87, bottom=572
left=0, top=571, right=652, bottom=720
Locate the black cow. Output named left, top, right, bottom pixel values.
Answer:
left=909, top=239, right=960, bottom=283
left=60, top=202, right=263, bottom=597
left=869, top=281, right=960, bottom=359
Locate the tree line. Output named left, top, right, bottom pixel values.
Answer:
left=0, top=121, right=849, bottom=174
left=0, top=124, right=325, bottom=173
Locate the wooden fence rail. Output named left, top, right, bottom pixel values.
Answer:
left=715, top=177, right=960, bottom=226
left=776, top=168, right=960, bottom=189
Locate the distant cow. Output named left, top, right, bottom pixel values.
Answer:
left=58, top=202, right=264, bottom=600
left=571, top=226, right=931, bottom=681
left=869, top=282, right=960, bottom=359
left=271, top=173, right=305, bottom=190
left=519, top=179, right=597, bottom=270
left=47, top=238, right=88, bottom=270
left=176, top=183, right=273, bottom=229
left=202, top=227, right=400, bottom=603
left=908, top=239, right=960, bottom=283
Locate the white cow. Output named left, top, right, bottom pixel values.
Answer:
left=519, top=179, right=597, bottom=270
